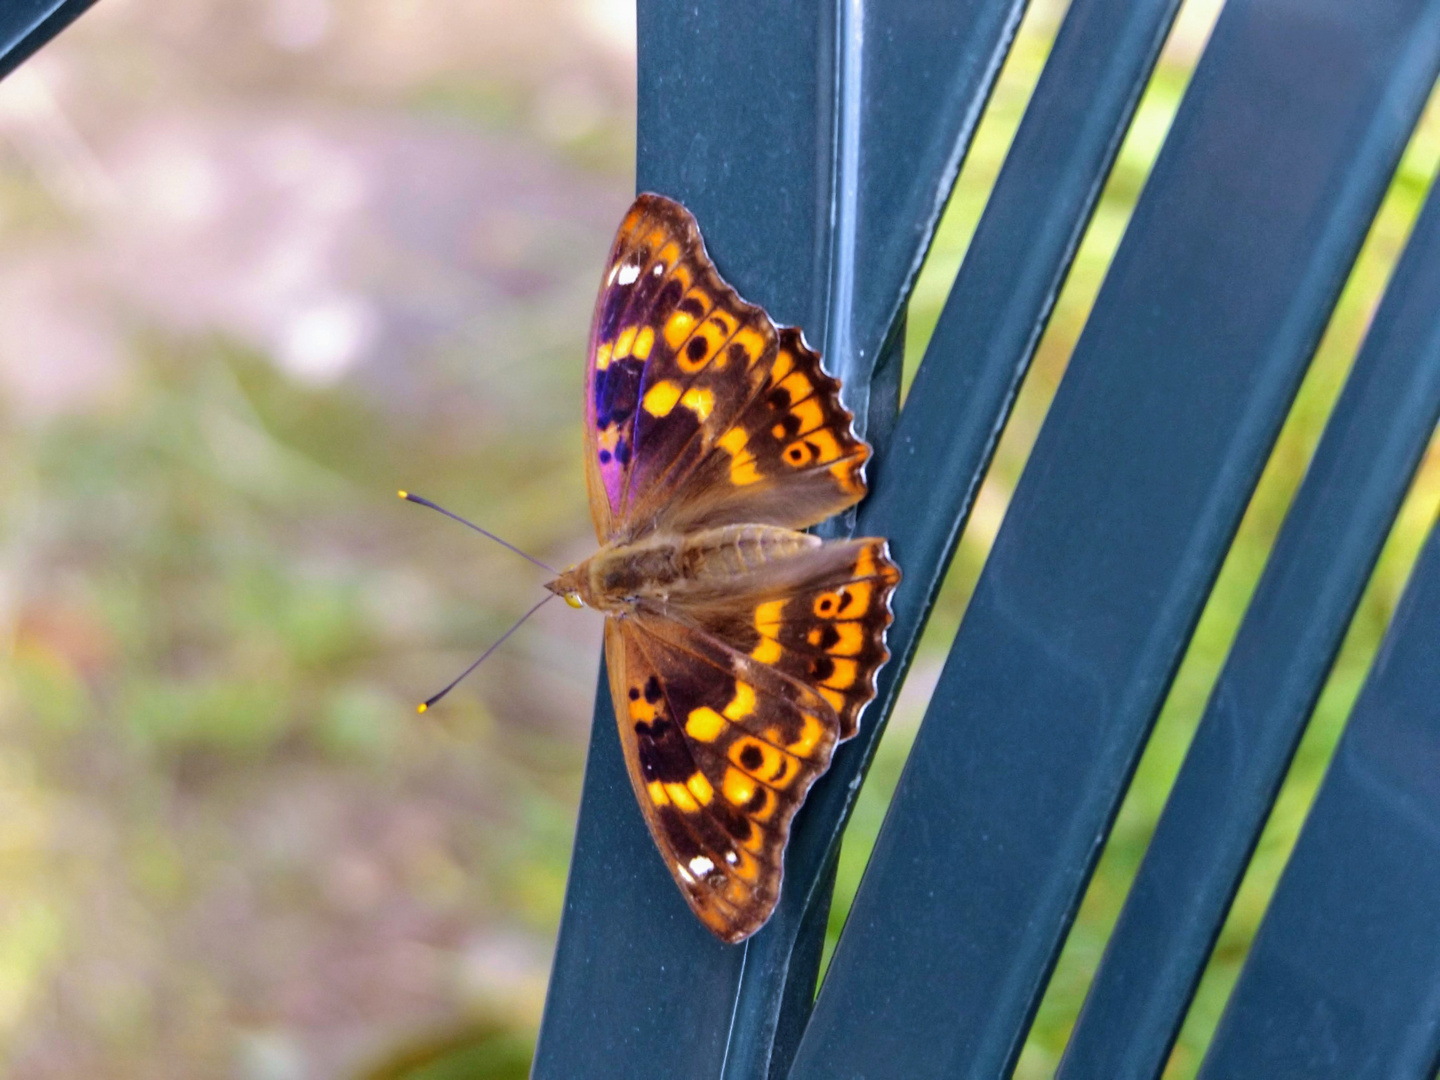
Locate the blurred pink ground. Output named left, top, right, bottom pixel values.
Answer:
left=0, top=1, right=638, bottom=1075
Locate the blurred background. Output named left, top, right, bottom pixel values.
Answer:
left=0, top=0, right=1436, bottom=1077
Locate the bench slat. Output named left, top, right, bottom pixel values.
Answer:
left=534, top=2, right=1027, bottom=1074
left=1199, top=518, right=1440, bottom=1079
left=1062, top=165, right=1440, bottom=1079
left=791, top=1, right=1440, bottom=1075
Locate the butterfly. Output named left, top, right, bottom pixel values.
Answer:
left=545, top=193, right=900, bottom=944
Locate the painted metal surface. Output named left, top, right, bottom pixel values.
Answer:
left=791, top=0, right=1440, bottom=1076
left=0, top=0, right=97, bottom=81
left=534, top=1, right=1029, bottom=1075
left=1062, top=159, right=1440, bottom=1080
left=1199, top=517, right=1440, bottom=1079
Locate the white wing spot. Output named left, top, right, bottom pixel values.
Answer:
left=689, top=855, right=715, bottom=877
left=652, top=262, right=664, bottom=276
left=725, top=851, right=738, bottom=865
left=617, top=262, right=640, bottom=286
left=606, top=263, right=620, bottom=285
left=676, top=863, right=695, bottom=884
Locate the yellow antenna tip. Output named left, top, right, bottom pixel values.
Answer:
left=397, top=490, right=408, bottom=499
left=416, top=702, right=427, bottom=714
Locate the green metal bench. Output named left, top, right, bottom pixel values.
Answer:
left=533, top=1, right=1440, bottom=1077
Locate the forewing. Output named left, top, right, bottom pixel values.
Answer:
left=585, top=193, right=871, bottom=541
left=633, top=325, right=872, bottom=534
left=585, top=193, right=777, bottom=541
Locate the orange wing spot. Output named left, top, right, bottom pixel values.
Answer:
left=814, top=590, right=845, bottom=618
left=751, top=637, right=782, bottom=664
left=730, top=326, right=767, bottom=368
left=665, top=781, right=700, bottom=814
left=657, top=241, right=680, bottom=267
left=839, top=580, right=874, bottom=615
left=755, top=599, right=786, bottom=635
left=723, top=767, right=756, bottom=807
left=698, top=907, right=732, bottom=935
left=726, top=815, right=758, bottom=850
left=723, top=681, right=756, bottom=721
left=783, top=440, right=816, bottom=468
left=642, top=379, right=682, bottom=417
left=671, top=263, right=694, bottom=292
left=595, top=341, right=613, bottom=370
left=731, top=737, right=800, bottom=788
left=791, top=397, right=826, bottom=434
left=597, top=423, right=620, bottom=453
left=647, top=228, right=665, bottom=245
left=614, top=325, right=638, bottom=360
left=620, top=209, right=641, bottom=233
left=778, top=371, right=813, bottom=401
left=826, top=621, right=867, bottom=656
left=749, top=786, right=777, bottom=822
left=821, top=658, right=859, bottom=690
left=813, top=428, right=845, bottom=462
left=854, top=544, right=879, bottom=578
left=678, top=322, right=723, bottom=373
left=718, top=428, right=747, bottom=454
left=686, top=772, right=715, bottom=806
left=665, top=311, right=697, bottom=349
left=771, top=348, right=795, bottom=381
left=633, top=325, right=655, bottom=360
left=730, top=846, right=761, bottom=882
left=817, top=686, right=846, bottom=714
left=647, top=780, right=669, bottom=806
left=731, top=736, right=778, bottom=778
left=629, top=694, right=659, bottom=722
left=682, top=386, right=715, bottom=420
left=724, top=879, right=751, bottom=905
left=717, top=427, right=762, bottom=486
left=788, top=713, right=827, bottom=757
left=685, top=706, right=726, bottom=742
left=706, top=310, right=737, bottom=337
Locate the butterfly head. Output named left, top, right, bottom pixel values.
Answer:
left=544, top=562, right=592, bottom=610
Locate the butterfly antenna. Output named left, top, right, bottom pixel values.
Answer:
left=417, top=593, right=556, bottom=712
left=398, top=491, right=557, bottom=574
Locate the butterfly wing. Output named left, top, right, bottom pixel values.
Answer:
left=605, top=538, right=899, bottom=942
left=584, top=193, right=871, bottom=542
left=584, top=194, right=770, bottom=541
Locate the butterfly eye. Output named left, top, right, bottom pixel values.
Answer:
left=564, top=592, right=585, bottom=609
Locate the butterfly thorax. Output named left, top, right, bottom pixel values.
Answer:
left=546, top=524, right=822, bottom=613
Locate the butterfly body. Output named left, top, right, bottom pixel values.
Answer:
left=572, top=193, right=899, bottom=943
left=546, top=525, right=822, bottom=611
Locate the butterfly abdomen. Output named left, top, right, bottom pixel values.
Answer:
left=676, top=524, right=822, bottom=582
left=556, top=525, right=826, bottom=612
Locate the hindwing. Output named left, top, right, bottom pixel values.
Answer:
left=604, top=538, right=899, bottom=942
